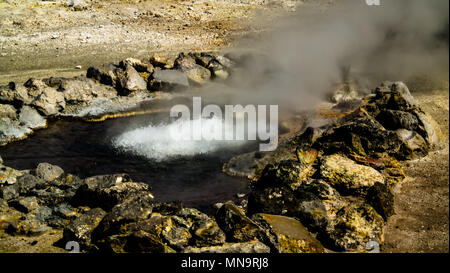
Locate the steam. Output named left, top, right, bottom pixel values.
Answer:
left=215, top=0, right=449, bottom=110
left=112, top=117, right=248, bottom=161
left=112, top=0, right=448, bottom=161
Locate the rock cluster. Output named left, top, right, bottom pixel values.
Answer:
left=0, top=52, right=236, bottom=146
left=0, top=160, right=325, bottom=253
left=246, top=81, right=440, bottom=251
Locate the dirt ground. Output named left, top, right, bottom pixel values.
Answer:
left=383, top=88, right=450, bottom=253
left=0, top=0, right=300, bottom=84
left=0, top=0, right=448, bottom=253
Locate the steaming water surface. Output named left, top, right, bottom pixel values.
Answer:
left=112, top=117, right=248, bottom=161
left=0, top=112, right=258, bottom=212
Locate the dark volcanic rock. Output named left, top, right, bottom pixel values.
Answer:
left=257, top=160, right=315, bottom=189
left=321, top=203, right=384, bottom=251
left=86, top=63, right=119, bottom=86
left=8, top=196, right=39, bottom=213
left=366, top=182, right=394, bottom=220
left=252, top=213, right=325, bottom=253
left=63, top=207, right=107, bottom=250
left=71, top=174, right=151, bottom=210
left=215, top=201, right=264, bottom=243
left=247, top=186, right=300, bottom=216
left=148, top=69, right=189, bottom=92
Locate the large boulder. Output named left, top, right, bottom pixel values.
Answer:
left=148, top=69, right=189, bottom=92
left=116, top=64, right=147, bottom=95
left=366, top=182, right=394, bottom=220
left=322, top=203, right=384, bottom=251
left=71, top=174, right=151, bottom=210
left=25, top=79, right=66, bottom=116
left=86, top=63, right=120, bottom=86
left=215, top=201, right=265, bottom=243
left=63, top=207, right=107, bottom=250
left=257, top=160, right=315, bottom=190
left=251, top=214, right=325, bottom=253
left=320, top=154, right=385, bottom=195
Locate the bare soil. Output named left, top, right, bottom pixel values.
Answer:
left=0, top=0, right=299, bottom=84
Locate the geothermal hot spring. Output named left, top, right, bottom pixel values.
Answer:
left=0, top=111, right=261, bottom=212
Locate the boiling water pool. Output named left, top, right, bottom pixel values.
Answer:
left=0, top=112, right=258, bottom=212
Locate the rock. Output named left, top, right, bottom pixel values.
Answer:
left=10, top=215, right=50, bottom=236
left=320, top=154, right=385, bottom=195
left=69, top=0, right=88, bottom=11
left=52, top=77, right=117, bottom=105
left=366, top=182, right=394, bottom=220
left=148, top=52, right=176, bottom=69
left=252, top=214, right=325, bottom=253
left=75, top=65, right=82, bottom=69
left=63, top=207, right=106, bottom=249
left=86, top=64, right=119, bottom=86
left=371, top=81, right=417, bottom=111
left=0, top=202, right=23, bottom=233
left=148, top=69, right=189, bottom=92
left=190, top=215, right=226, bottom=247
left=92, top=192, right=156, bottom=241
left=0, top=165, right=25, bottom=185
left=160, top=217, right=192, bottom=250
left=36, top=162, right=64, bottom=182
left=0, top=184, right=19, bottom=200
left=207, top=60, right=229, bottom=80
left=16, top=174, right=46, bottom=195
left=9, top=196, right=39, bottom=213
left=71, top=174, right=151, bottom=210
left=297, top=199, right=328, bottom=233
left=52, top=203, right=75, bottom=219
left=313, top=109, right=406, bottom=159
left=0, top=104, right=17, bottom=119
left=116, top=64, right=147, bottom=95
left=414, top=110, right=441, bottom=146
left=183, top=241, right=270, bottom=253
left=395, top=129, right=428, bottom=158
left=120, top=58, right=154, bottom=73
left=215, top=201, right=264, bottom=243
left=375, top=110, right=419, bottom=131
left=257, top=160, right=315, bottom=190
left=174, top=53, right=211, bottom=85
left=107, top=230, right=175, bottom=253
left=247, top=186, right=300, bottom=216
left=19, top=106, right=47, bottom=129
left=30, top=84, right=66, bottom=116
left=322, top=203, right=384, bottom=251
left=183, top=65, right=211, bottom=86
left=0, top=82, right=32, bottom=104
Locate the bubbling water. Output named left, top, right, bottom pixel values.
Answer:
left=112, top=117, right=250, bottom=161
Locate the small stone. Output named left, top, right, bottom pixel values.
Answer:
left=75, top=65, right=82, bottom=69
left=36, top=162, right=64, bottom=182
